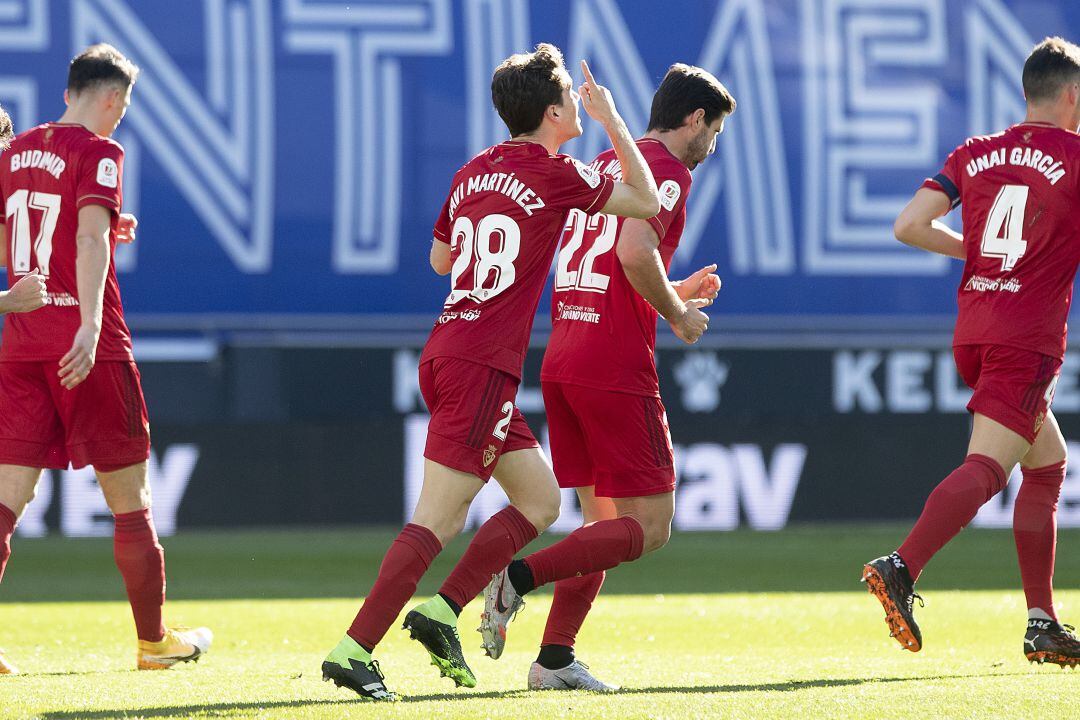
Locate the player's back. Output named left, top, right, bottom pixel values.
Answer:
left=542, top=139, right=691, bottom=396
left=421, top=140, right=613, bottom=379
left=937, top=123, right=1080, bottom=359
left=0, top=123, right=131, bottom=361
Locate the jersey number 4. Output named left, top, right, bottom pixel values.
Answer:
left=6, top=189, right=61, bottom=277
left=981, top=184, right=1029, bottom=272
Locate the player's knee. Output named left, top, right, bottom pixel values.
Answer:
left=642, top=518, right=673, bottom=554
left=519, top=485, right=561, bottom=532
left=640, top=505, right=674, bottom=554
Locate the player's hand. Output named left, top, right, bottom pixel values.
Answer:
left=117, top=213, right=138, bottom=244
left=3, top=272, right=48, bottom=313
left=58, top=325, right=100, bottom=390
left=578, top=60, right=618, bottom=126
left=670, top=298, right=711, bottom=344
left=675, top=264, right=722, bottom=303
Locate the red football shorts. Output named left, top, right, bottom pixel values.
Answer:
left=953, top=344, right=1061, bottom=444
left=419, top=357, right=539, bottom=481
left=542, top=381, right=675, bottom=498
left=0, top=360, right=151, bottom=471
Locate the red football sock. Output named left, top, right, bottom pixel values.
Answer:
left=0, top=502, right=15, bottom=584
left=524, top=516, right=644, bottom=588
left=439, top=505, right=537, bottom=610
left=542, top=570, right=605, bottom=648
left=113, top=508, right=167, bottom=642
left=347, top=523, right=442, bottom=650
left=1013, top=461, right=1064, bottom=620
left=897, top=454, right=1007, bottom=580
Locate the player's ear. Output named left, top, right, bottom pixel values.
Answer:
left=687, top=108, right=705, bottom=131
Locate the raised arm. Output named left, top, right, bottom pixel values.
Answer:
left=894, top=188, right=965, bottom=260
left=58, top=205, right=111, bottom=389
left=578, top=61, right=660, bottom=219
left=615, top=219, right=712, bottom=344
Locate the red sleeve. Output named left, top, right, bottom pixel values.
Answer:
left=432, top=191, right=452, bottom=244
left=76, top=141, right=123, bottom=213
left=546, top=155, right=615, bottom=213
left=920, top=146, right=963, bottom=211
left=647, top=162, right=692, bottom=242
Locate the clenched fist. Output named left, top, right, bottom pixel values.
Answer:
left=0, top=272, right=47, bottom=314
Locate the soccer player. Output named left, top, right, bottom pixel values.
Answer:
left=0, top=44, right=211, bottom=677
left=862, top=37, right=1080, bottom=667
left=478, top=64, right=735, bottom=690
left=320, top=45, right=660, bottom=701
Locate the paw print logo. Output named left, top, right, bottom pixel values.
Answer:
left=673, top=351, right=729, bottom=413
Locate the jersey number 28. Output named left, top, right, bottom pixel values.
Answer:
left=445, top=213, right=520, bottom=307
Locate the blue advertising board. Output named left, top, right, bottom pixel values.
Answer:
left=0, top=0, right=1075, bottom=330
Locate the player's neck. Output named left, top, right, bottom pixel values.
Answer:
left=56, top=107, right=106, bottom=137
left=1023, top=106, right=1077, bottom=133
left=510, top=128, right=562, bottom=155
left=642, top=130, right=687, bottom=167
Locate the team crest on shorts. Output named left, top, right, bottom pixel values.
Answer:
left=1034, top=411, right=1046, bottom=436
left=483, top=444, right=498, bottom=468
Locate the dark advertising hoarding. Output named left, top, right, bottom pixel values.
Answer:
left=17, top=345, right=1080, bottom=537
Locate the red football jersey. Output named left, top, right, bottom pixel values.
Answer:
left=924, top=122, right=1080, bottom=360
left=541, top=139, right=692, bottom=396
left=0, top=123, right=131, bottom=362
left=420, top=140, right=615, bottom=379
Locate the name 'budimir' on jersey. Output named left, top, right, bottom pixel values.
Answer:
left=8, top=149, right=67, bottom=179
left=447, top=172, right=546, bottom=217
left=965, top=145, right=1067, bottom=184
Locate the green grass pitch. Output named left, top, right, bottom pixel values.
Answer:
left=1, top=525, right=1077, bottom=719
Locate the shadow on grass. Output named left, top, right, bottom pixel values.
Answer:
left=37, top=671, right=1034, bottom=718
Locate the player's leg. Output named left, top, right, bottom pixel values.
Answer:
left=437, top=442, right=558, bottom=618
left=1013, top=412, right=1079, bottom=666
left=490, top=388, right=675, bottom=656
left=0, top=465, right=42, bottom=677
left=528, top=485, right=617, bottom=691
left=324, top=459, right=479, bottom=699
left=897, top=412, right=1028, bottom=575
left=864, top=345, right=1053, bottom=652
left=0, top=465, right=43, bottom=583
left=0, top=362, right=66, bottom=676
left=57, top=360, right=209, bottom=670
left=863, top=412, right=1026, bottom=652
left=1015, top=410, right=1066, bottom=622
left=325, top=358, right=496, bottom=698
left=404, top=443, right=558, bottom=687
left=97, top=460, right=212, bottom=670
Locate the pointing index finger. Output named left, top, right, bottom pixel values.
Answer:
left=580, top=59, right=596, bottom=87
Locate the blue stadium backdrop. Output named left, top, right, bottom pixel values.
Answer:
left=2, top=0, right=1080, bottom=535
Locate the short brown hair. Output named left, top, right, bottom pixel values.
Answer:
left=647, top=64, right=735, bottom=132
left=0, top=105, right=12, bottom=150
left=1022, top=37, right=1080, bottom=104
left=68, top=43, right=140, bottom=95
left=491, top=43, right=571, bottom=137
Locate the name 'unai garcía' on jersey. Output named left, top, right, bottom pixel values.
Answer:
left=9, top=148, right=66, bottom=179
left=965, top=146, right=1066, bottom=185
left=447, top=172, right=546, bottom=218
